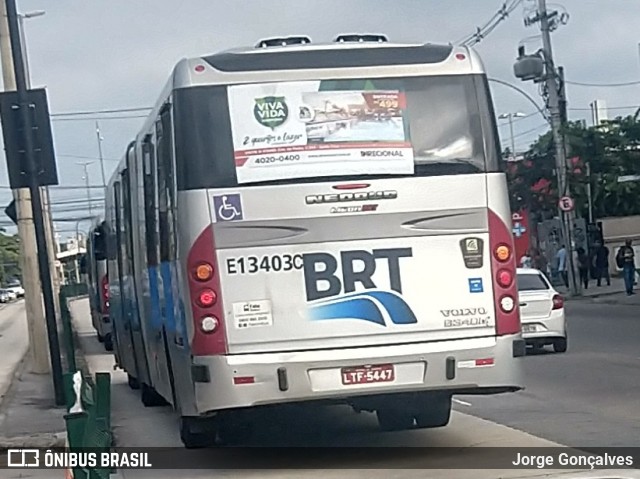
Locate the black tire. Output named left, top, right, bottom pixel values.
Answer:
left=127, top=374, right=140, bottom=390
left=415, top=395, right=452, bottom=428
left=104, top=334, right=114, bottom=352
left=141, top=383, right=168, bottom=407
left=376, top=408, right=415, bottom=432
left=553, top=337, right=568, bottom=353
left=180, top=417, right=215, bottom=449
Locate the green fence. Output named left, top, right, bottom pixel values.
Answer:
left=60, top=288, right=114, bottom=479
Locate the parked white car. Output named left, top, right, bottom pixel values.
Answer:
left=5, top=282, right=24, bottom=298
left=517, top=268, right=567, bottom=353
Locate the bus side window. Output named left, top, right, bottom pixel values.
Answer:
left=142, top=135, right=159, bottom=266
left=157, top=103, right=175, bottom=264
left=94, top=223, right=107, bottom=261
left=114, top=181, right=125, bottom=279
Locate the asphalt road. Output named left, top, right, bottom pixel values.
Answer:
left=67, top=298, right=640, bottom=479
left=458, top=300, right=640, bottom=447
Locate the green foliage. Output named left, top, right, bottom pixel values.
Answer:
left=0, top=231, right=21, bottom=285
left=506, top=115, right=640, bottom=219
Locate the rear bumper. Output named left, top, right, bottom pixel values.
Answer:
left=522, top=310, right=566, bottom=341
left=190, top=334, right=525, bottom=415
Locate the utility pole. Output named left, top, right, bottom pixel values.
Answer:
left=532, top=0, right=580, bottom=296
left=0, top=1, right=50, bottom=374
left=516, top=1, right=578, bottom=295
left=18, top=10, right=60, bottom=317
left=77, top=162, right=94, bottom=215
left=3, top=0, right=64, bottom=404
left=95, top=122, right=107, bottom=188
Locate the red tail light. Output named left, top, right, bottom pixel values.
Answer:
left=489, top=209, right=520, bottom=335
left=101, top=275, right=109, bottom=313
left=496, top=269, right=513, bottom=288
left=187, top=226, right=227, bottom=356
left=552, top=294, right=564, bottom=310
left=198, top=289, right=217, bottom=308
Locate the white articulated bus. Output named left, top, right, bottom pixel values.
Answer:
left=104, top=34, right=525, bottom=448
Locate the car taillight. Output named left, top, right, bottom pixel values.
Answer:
left=187, top=226, right=227, bottom=356
left=489, top=209, right=520, bottom=335
left=101, top=276, right=109, bottom=312
left=552, top=294, right=564, bottom=310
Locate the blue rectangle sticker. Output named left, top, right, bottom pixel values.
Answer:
left=468, top=278, right=484, bottom=293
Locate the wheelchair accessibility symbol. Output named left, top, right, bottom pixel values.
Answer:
left=213, top=194, right=244, bottom=222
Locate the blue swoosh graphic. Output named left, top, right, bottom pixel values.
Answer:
left=309, top=290, right=417, bottom=327
left=310, top=296, right=385, bottom=325
left=365, top=291, right=418, bottom=325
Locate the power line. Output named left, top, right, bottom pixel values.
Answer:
left=565, top=79, right=640, bottom=88
left=501, top=123, right=548, bottom=144
left=57, top=154, right=120, bottom=162
left=0, top=184, right=107, bottom=190
left=457, top=0, right=524, bottom=47
left=52, top=115, right=148, bottom=123
left=51, top=106, right=152, bottom=118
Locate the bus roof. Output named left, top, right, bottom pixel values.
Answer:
left=172, top=38, right=486, bottom=90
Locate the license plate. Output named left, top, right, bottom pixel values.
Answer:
left=341, top=364, right=395, bottom=385
left=522, top=324, right=536, bottom=333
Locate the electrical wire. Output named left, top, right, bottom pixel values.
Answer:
left=456, top=0, right=524, bottom=47
left=52, top=115, right=148, bottom=123
left=565, top=79, right=640, bottom=88
left=0, top=185, right=107, bottom=190
left=57, top=154, right=121, bottom=162
left=51, top=107, right=152, bottom=118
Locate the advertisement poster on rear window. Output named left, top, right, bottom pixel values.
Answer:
left=228, top=81, right=415, bottom=184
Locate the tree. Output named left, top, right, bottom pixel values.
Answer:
left=507, top=115, right=640, bottom=220
left=0, top=232, right=21, bottom=285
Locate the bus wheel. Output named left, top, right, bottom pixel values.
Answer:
left=376, top=408, right=415, bottom=432
left=127, top=374, right=140, bottom=390
left=414, top=395, right=452, bottom=428
left=180, top=417, right=215, bottom=449
left=104, top=334, right=114, bottom=352
left=141, top=383, right=168, bottom=407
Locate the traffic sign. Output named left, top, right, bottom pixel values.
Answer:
left=559, top=196, right=574, bottom=212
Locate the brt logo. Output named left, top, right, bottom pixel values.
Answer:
left=303, top=248, right=418, bottom=327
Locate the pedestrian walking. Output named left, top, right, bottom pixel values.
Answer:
left=594, top=243, right=610, bottom=287
left=577, top=247, right=590, bottom=289
left=556, top=244, right=568, bottom=287
left=616, top=240, right=636, bottom=295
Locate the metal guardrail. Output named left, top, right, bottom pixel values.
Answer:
left=60, top=288, right=113, bottom=479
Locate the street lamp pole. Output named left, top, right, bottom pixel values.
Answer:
left=77, top=162, right=94, bottom=215
left=95, top=122, right=107, bottom=188
left=499, top=112, right=527, bottom=159
left=17, top=9, right=60, bottom=313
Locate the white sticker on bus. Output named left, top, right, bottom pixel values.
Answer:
left=233, top=300, right=273, bottom=329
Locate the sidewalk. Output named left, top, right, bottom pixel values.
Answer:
left=558, top=276, right=640, bottom=304
left=0, top=357, right=67, bottom=448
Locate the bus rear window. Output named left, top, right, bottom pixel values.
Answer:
left=174, top=75, right=500, bottom=190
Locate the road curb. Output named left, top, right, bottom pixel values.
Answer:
left=0, top=351, right=28, bottom=410
left=565, top=291, right=626, bottom=301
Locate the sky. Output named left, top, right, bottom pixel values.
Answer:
left=1, top=0, right=640, bottom=238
